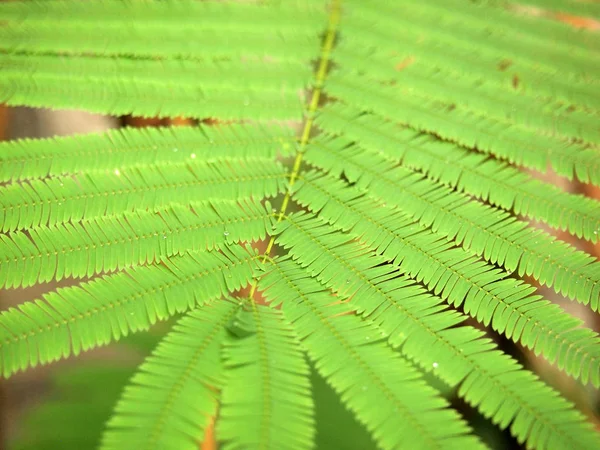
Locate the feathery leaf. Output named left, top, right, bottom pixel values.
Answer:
left=0, top=1, right=325, bottom=61
left=260, top=258, right=485, bottom=450
left=0, top=158, right=286, bottom=232
left=326, top=72, right=600, bottom=184
left=0, top=199, right=271, bottom=288
left=273, top=216, right=599, bottom=448
left=0, top=246, right=259, bottom=377
left=0, top=122, right=296, bottom=182
left=316, top=104, right=600, bottom=242
left=276, top=207, right=600, bottom=386
left=304, top=140, right=600, bottom=308
left=102, top=300, right=240, bottom=450
left=218, top=304, right=314, bottom=450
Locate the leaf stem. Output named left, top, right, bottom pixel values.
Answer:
left=248, top=0, right=342, bottom=300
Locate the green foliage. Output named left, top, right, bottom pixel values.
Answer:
left=102, top=301, right=236, bottom=450
left=218, top=305, right=314, bottom=450
left=1, top=0, right=599, bottom=449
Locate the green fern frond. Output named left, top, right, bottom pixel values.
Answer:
left=0, top=199, right=271, bottom=288
left=345, top=0, right=600, bottom=84
left=333, top=48, right=600, bottom=144
left=276, top=208, right=600, bottom=386
left=0, top=54, right=309, bottom=120
left=316, top=104, right=600, bottom=242
left=0, top=1, right=325, bottom=61
left=358, top=277, right=599, bottom=450
left=349, top=270, right=597, bottom=449
left=0, top=1, right=324, bottom=119
left=0, top=246, right=260, bottom=377
left=101, top=299, right=238, bottom=450
left=0, top=122, right=296, bottom=182
left=304, top=140, right=600, bottom=306
left=0, top=0, right=322, bottom=27
left=340, top=1, right=600, bottom=112
left=0, top=25, right=318, bottom=61
left=1, top=54, right=312, bottom=91
left=0, top=158, right=286, bottom=232
left=380, top=0, right=599, bottom=63
left=326, top=73, right=600, bottom=184
left=1, top=73, right=304, bottom=121
left=269, top=219, right=598, bottom=449
left=218, top=304, right=314, bottom=450
left=260, top=258, right=485, bottom=450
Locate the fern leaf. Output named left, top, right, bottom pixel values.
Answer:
left=0, top=1, right=324, bottom=61
left=1, top=54, right=312, bottom=92
left=259, top=258, right=485, bottom=450
left=0, top=0, right=323, bottom=29
left=218, top=304, right=314, bottom=450
left=0, top=2, right=323, bottom=119
left=0, top=25, right=318, bottom=62
left=345, top=0, right=600, bottom=85
left=337, top=37, right=597, bottom=117
left=271, top=217, right=599, bottom=448
left=0, top=246, right=259, bottom=377
left=316, top=104, right=600, bottom=242
left=0, top=53, right=310, bottom=120
left=297, top=250, right=599, bottom=448
left=0, top=199, right=271, bottom=288
left=333, top=48, right=600, bottom=145
left=101, top=299, right=239, bottom=450
left=276, top=208, right=600, bottom=386
left=0, top=73, right=304, bottom=121
left=340, top=2, right=600, bottom=112
left=304, top=139, right=600, bottom=308
left=0, top=158, right=286, bottom=232
left=360, top=280, right=600, bottom=450
left=0, top=122, right=296, bottom=182
left=326, top=73, right=600, bottom=185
